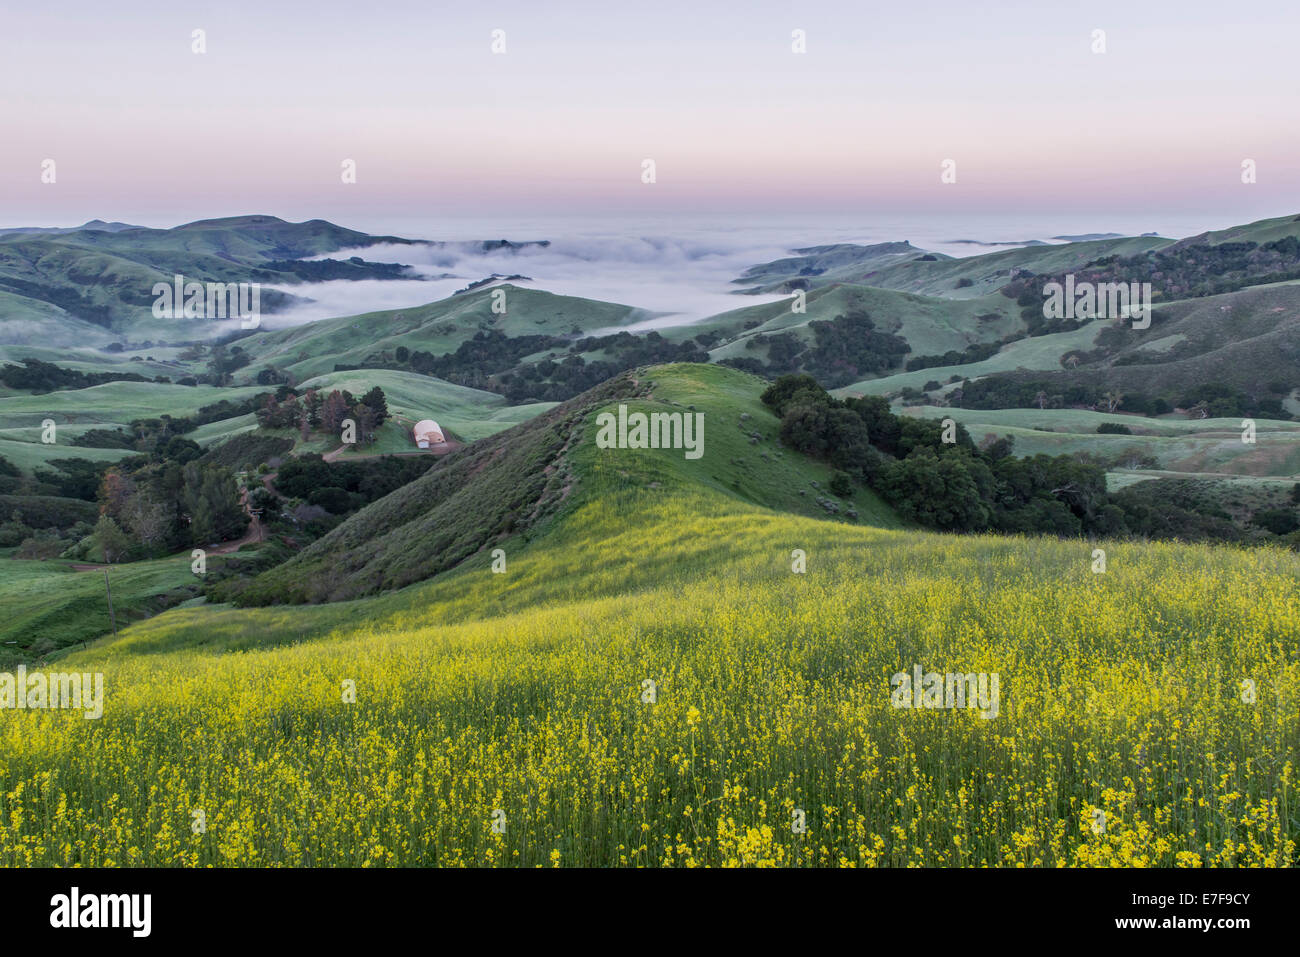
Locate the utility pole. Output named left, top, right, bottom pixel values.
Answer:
left=104, top=569, right=117, bottom=636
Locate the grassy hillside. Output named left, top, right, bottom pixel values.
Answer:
left=0, top=215, right=422, bottom=342
left=0, top=344, right=190, bottom=380
left=233, top=285, right=649, bottom=383
left=703, top=283, right=1021, bottom=367
left=295, top=369, right=555, bottom=443
left=1171, top=212, right=1300, bottom=248
left=835, top=318, right=1112, bottom=396
left=238, top=364, right=898, bottom=604
left=0, top=292, right=121, bottom=350
left=0, top=555, right=212, bottom=663
left=2, top=412, right=1296, bottom=865
left=0, top=381, right=266, bottom=473
left=732, top=241, right=935, bottom=291
left=740, top=236, right=1173, bottom=298
left=902, top=404, right=1300, bottom=476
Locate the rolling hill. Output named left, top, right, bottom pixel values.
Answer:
left=702, top=283, right=1022, bottom=372
left=235, top=364, right=900, bottom=604
left=0, top=216, right=432, bottom=344
left=2, top=364, right=1295, bottom=867
left=229, top=284, right=655, bottom=384
left=738, top=235, right=1174, bottom=298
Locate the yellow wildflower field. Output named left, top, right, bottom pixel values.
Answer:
left=2, top=488, right=1295, bottom=867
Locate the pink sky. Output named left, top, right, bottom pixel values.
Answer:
left=2, top=0, right=1297, bottom=226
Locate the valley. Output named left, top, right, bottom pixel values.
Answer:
left=1, top=213, right=1298, bottom=869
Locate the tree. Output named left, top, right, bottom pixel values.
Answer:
left=163, top=435, right=202, bottom=464
left=123, top=489, right=170, bottom=549
left=181, top=464, right=248, bottom=545
left=360, top=386, right=388, bottom=426
left=304, top=389, right=322, bottom=429
left=308, top=486, right=352, bottom=513
left=761, top=374, right=828, bottom=416
left=92, top=514, right=131, bottom=564
left=352, top=402, right=377, bottom=445
left=1251, top=507, right=1300, bottom=536
left=321, top=391, right=349, bottom=433
left=878, top=449, right=990, bottom=531
left=97, top=467, right=136, bottom=523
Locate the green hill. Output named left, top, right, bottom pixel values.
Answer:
left=295, top=369, right=556, bottom=443
left=702, top=283, right=1022, bottom=373
left=0, top=381, right=267, bottom=473
left=0, top=555, right=212, bottom=663
left=739, top=235, right=1174, bottom=298
left=236, top=364, right=900, bottom=604
left=1169, top=211, right=1300, bottom=248
left=232, top=284, right=650, bottom=384
left=2, top=364, right=1295, bottom=866
left=0, top=216, right=426, bottom=342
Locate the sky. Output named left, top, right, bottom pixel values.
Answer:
left=1, top=0, right=1297, bottom=231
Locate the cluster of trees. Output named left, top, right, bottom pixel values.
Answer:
left=904, top=341, right=1002, bottom=372
left=2, top=400, right=262, bottom=561
left=0, top=358, right=150, bottom=393
left=725, top=311, right=910, bottom=387
left=0, top=278, right=115, bottom=326
left=958, top=375, right=1290, bottom=419
left=203, top=343, right=252, bottom=384
left=392, top=329, right=709, bottom=402
left=763, top=374, right=1122, bottom=536
left=499, top=332, right=709, bottom=402
left=1173, top=382, right=1290, bottom=419
left=115, top=394, right=270, bottom=459
left=1001, top=234, right=1300, bottom=338
left=765, top=373, right=1300, bottom=544
left=0, top=454, right=97, bottom=550
left=1070, top=237, right=1300, bottom=302
left=90, top=455, right=246, bottom=561
left=274, top=453, right=435, bottom=514
left=256, top=385, right=388, bottom=444
left=407, top=330, right=565, bottom=385
left=330, top=329, right=710, bottom=402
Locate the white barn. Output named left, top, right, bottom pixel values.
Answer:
left=413, top=419, right=445, bottom=448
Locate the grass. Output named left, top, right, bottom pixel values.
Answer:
left=0, top=381, right=267, bottom=474
left=614, top=363, right=899, bottom=527
left=0, top=363, right=1296, bottom=867
left=834, top=319, right=1112, bottom=396
left=899, top=406, right=1300, bottom=477
left=2, top=482, right=1296, bottom=867
left=243, top=365, right=900, bottom=603
left=0, top=554, right=215, bottom=663
left=296, top=369, right=555, bottom=443
left=704, top=284, right=1023, bottom=368
left=233, top=285, right=649, bottom=383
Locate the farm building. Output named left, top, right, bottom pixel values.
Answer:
left=412, top=419, right=445, bottom=448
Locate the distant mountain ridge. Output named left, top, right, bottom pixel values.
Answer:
left=0, top=219, right=143, bottom=236
left=0, top=216, right=553, bottom=345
